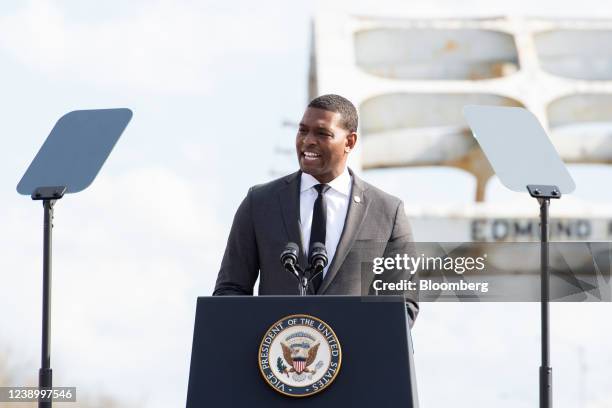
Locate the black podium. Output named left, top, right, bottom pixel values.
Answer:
left=186, top=296, right=418, bottom=407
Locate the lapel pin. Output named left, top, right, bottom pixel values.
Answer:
left=353, top=195, right=361, bottom=203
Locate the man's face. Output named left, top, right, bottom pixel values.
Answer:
left=295, top=107, right=357, bottom=183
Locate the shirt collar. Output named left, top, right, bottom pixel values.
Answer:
left=300, top=167, right=352, bottom=196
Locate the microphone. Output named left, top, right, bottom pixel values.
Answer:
left=280, top=242, right=300, bottom=269
left=309, top=242, right=328, bottom=274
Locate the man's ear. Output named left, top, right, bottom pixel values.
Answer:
left=345, top=132, right=357, bottom=153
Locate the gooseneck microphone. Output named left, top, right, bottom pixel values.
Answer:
left=309, top=242, right=328, bottom=274
left=280, top=242, right=308, bottom=295
left=280, top=242, right=299, bottom=269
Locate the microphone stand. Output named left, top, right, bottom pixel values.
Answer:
left=284, top=263, right=325, bottom=296
left=284, top=263, right=308, bottom=296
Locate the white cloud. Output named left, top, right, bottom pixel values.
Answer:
left=0, top=0, right=294, bottom=93
left=322, top=0, right=612, bottom=18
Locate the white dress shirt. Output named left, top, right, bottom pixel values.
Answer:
left=299, top=167, right=352, bottom=278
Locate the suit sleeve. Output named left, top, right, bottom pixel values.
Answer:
left=383, top=200, right=419, bottom=327
left=213, top=188, right=260, bottom=295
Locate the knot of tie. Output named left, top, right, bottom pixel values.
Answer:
left=314, top=184, right=331, bottom=195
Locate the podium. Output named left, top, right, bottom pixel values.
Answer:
left=186, top=296, right=418, bottom=407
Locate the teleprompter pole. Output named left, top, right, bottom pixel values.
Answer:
left=40, top=199, right=54, bottom=408
left=32, top=187, right=66, bottom=408
left=539, top=197, right=552, bottom=408
left=527, top=185, right=559, bottom=408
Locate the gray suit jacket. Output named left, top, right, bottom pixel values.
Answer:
left=213, top=169, right=419, bottom=325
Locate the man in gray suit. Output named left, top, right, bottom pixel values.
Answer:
left=213, top=94, right=418, bottom=326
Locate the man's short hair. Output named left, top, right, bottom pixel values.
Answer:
left=308, top=94, right=358, bottom=133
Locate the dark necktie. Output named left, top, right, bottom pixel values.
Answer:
left=309, top=184, right=330, bottom=293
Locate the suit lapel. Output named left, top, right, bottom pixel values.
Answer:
left=318, top=171, right=370, bottom=294
left=279, top=171, right=308, bottom=268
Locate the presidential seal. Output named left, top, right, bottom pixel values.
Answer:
left=258, top=314, right=342, bottom=397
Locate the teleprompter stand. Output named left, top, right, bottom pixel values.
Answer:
left=527, top=184, right=561, bottom=408
left=17, top=109, right=132, bottom=408
left=32, top=186, right=66, bottom=408
left=464, top=105, right=575, bottom=408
